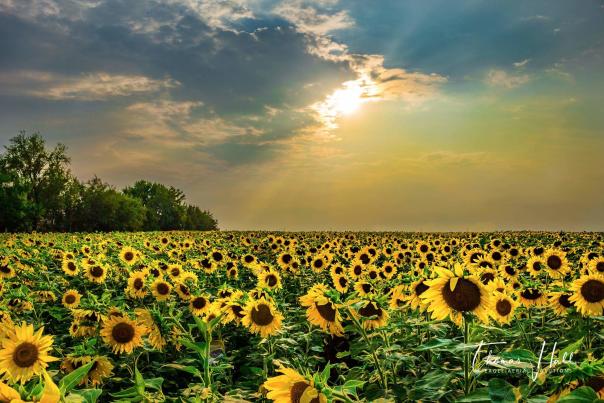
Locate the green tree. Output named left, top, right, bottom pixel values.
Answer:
left=183, top=204, right=218, bottom=230
left=0, top=171, right=36, bottom=231
left=0, top=131, right=71, bottom=229
left=124, top=180, right=187, bottom=230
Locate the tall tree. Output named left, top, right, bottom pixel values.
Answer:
left=0, top=131, right=71, bottom=229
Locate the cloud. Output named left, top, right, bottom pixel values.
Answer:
left=485, top=69, right=530, bottom=88
left=273, top=0, right=354, bottom=35
left=0, top=70, right=178, bottom=100
left=513, top=58, right=530, bottom=68
left=123, top=99, right=264, bottom=147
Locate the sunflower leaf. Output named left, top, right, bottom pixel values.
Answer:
left=59, top=361, right=95, bottom=395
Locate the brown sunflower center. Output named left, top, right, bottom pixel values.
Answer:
left=521, top=289, right=542, bottom=300
left=353, top=265, right=362, bottom=275
left=156, top=282, right=169, bottom=295
left=124, top=252, right=134, bottom=261
left=361, top=283, right=372, bottom=294
left=192, top=297, right=207, bottom=309
left=315, top=302, right=336, bottom=322
left=505, top=266, right=516, bottom=275
left=133, top=278, right=143, bottom=290
left=480, top=272, right=495, bottom=284
left=559, top=294, right=574, bottom=308
left=495, top=299, right=512, bottom=316
left=67, top=261, right=76, bottom=271
left=12, top=342, right=39, bottom=368
left=290, top=381, right=312, bottom=403
left=90, top=266, right=104, bottom=277
left=442, top=278, right=482, bottom=312
left=338, top=277, right=348, bottom=288
left=112, top=322, right=135, bottom=343
left=596, top=262, right=604, bottom=272
left=547, top=255, right=562, bottom=270
left=585, top=376, right=604, bottom=393
left=65, top=294, right=76, bottom=304
left=580, top=279, right=604, bottom=303
left=415, top=281, right=429, bottom=296
left=359, top=303, right=382, bottom=318
left=212, top=252, right=223, bottom=261
left=232, top=305, right=245, bottom=318
left=266, top=274, right=278, bottom=287
left=251, top=304, right=274, bottom=326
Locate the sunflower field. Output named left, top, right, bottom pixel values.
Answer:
left=0, top=231, right=603, bottom=403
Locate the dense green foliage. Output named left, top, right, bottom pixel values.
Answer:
left=0, top=132, right=217, bottom=232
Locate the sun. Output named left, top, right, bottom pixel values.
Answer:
left=329, top=84, right=364, bottom=116
left=312, top=77, right=379, bottom=132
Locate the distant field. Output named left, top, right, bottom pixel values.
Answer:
left=0, top=231, right=603, bottom=402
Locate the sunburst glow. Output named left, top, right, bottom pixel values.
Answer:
left=312, top=75, right=379, bottom=131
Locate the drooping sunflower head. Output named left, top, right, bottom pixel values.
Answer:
left=263, top=366, right=327, bottom=403
left=126, top=271, right=147, bottom=299
left=549, top=291, right=575, bottom=316
left=351, top=297, right=390, bottom=330
left=299, top=286, right=343, bottom=336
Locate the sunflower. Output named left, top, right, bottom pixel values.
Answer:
left=518, top=287, right=548, bottom=307
left=406, top=278, right=430, bottom=311
left=543, top=249, right=570, bottom=278
left=241, top=298, right=283, bottom=338
left=526, top=256, right=545, bottom=278
left=226, top=265, right=238, bottom=279
left=189, top=295, right=211, bottom=317
left=61, top=259, right=79, bottom=276
left=85, top=263, right=108, bottom=284
left=258, top=270, right=282, bottom=290
left=389, top=285, right=407, bottom=310
left=263, top=366, right=327, bottom=403
left=549, top=292, right=575, bottom=316
left=167, top=264, right=183, bottom=280
left=569, top=274, right=604, bottom=316
left=350, top=298, right=390, bottom=330
left=588, top=257, right=604, bottom=275
left=126, top=271, right=147, bottom=299
left=380, top=261, right=397, bottom=279
left=421, top=264, right=492, bottom=325
left=62, top=289, right=82, bottom=309
left=119, top=246, right=140, bottom=266
left=348, top=260, right=365, bottom=280
left=354, top=281, right=374, bottom=296
left=490, top=293, right=518, bottom=324
left=499, top=264, right=519, bottom=280
left=151, top=278, right=172, bottom=301
left=0, top=322, right=58, bottom=383
left=135, top=308, right=166, bottom=351
left=332, top=274, right=350, bottom=293
left=100, top=316, right=147, bottom=354
left=299, top=286, right=344, bottom=336
left=61, top=355, right=114, bottom=386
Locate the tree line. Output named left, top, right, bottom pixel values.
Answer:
left=0, top=131, right=218, bottom=232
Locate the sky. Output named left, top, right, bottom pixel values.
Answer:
left=1, top=0, right=604, bottom=231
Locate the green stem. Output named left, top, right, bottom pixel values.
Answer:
left=347, top=308, right=388, bottom=394
left=463, top=315, right=470, bottom=396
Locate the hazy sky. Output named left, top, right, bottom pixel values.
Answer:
left=1, top=0, right=603, bottom=231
